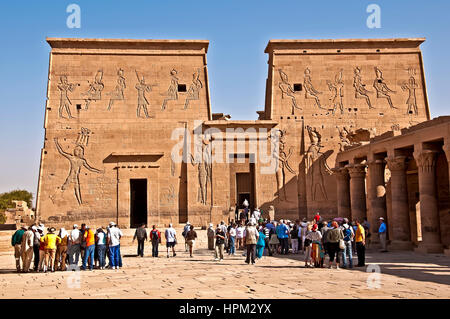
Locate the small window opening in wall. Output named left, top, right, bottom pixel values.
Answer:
left=301, top=116, right=304, bottom=119
left=294, top=116, right=297, bottom=119
left=44, top=151, right=47, bottom=154
left=76, top=104, right=82, bottom=110
left=322, top=125, right=324, bottom=129
left=354, top=108, right=358, bottom=112
left=303, top=50, right=307, bottom=53
left=376, top=49, right=380, bottom=52
left=178, top=84, right=187, bottom=92
left=409, top=110, right=413, bottom=114
left=348, top=108, right=352, bottom=112
left=379, top=112, right=384, bottom=116
left=293, top=83, right=302, bottom=91
left=337, top=49, right=341, bottom=53
left=287, top=116, right=291, bottom=119
left=378, top=79, right=382, bottom=83
left=280, top=116, right=283, bottom=119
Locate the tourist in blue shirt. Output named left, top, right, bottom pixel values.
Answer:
left=378, top=217, right=388, bottom=252
left=276, top=220, right=290, bottom=255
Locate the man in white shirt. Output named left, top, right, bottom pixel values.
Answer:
left=165, top=223, right=177, bottom=258
left=21, top=227, right=34, bottom=273
left=252, top=209, right=261, bottom=222
left=236, top=224, right=245, bottom=250
left=108, top=222, right=123, bottom=269
left=68, top=224, right=81, bottom=267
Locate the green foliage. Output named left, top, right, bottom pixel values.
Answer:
left=0, top=212, right=6, bottom=224
left=0, top=190, right=33, bottom=211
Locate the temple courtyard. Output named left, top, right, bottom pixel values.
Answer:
left=0, top=232, right=449, bottom=299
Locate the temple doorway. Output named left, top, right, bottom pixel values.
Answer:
left=130, top=179, right=148, bottom=228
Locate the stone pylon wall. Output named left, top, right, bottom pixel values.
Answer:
left=264, top=39, right=430, bottom=220
left=36, top=39, right=211, bottom=228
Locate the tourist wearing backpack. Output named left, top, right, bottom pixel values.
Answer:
left=341, top=218, right=354, bottom=268
left=150, top=225, right=161, bottom=257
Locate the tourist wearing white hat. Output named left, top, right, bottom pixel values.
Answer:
left=21, top=226, right=34, bottom=273
left=378, top=217, right=388, bottom=252
left=68, top=224, right=81, bottom=267
left=243, top=220, right=259, bottom=265
left=165, top=223, right=177, bottom=258
left=41, top=227, right=61, bottom=272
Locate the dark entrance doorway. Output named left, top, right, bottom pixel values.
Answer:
left=236, top=172, right=254, bottom=209
left=130, top=179, right=147, bottom=228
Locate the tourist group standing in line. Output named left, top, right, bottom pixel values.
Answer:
left=11, top=222, right=123, bottom=273
left=11, top=210, right=388, bottom=271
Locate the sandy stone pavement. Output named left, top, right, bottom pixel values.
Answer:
left=0, top=241, right=449, bottom=299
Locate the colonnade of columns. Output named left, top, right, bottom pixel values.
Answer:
left=334, top=148, right=445, bottom=253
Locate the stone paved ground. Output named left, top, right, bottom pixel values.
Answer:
left=0, top=240, right=449, bottom=299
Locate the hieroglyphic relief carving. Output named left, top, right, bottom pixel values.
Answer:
left=401, top=68, right=419, bottom=115
left=305, top=126, right=332, bottom=201
left=353, top=67, right=373, bottom=109
left=327, top=69, right=344, bottom=114
left=57, top=75, right=79, bottom=119
left=82, top=70, right=104, bottom=109
left=184, top=68, right=203, bottom=109
left=160, top=185, right=176, bottom=206
left=162, top=69, right=179, bottom=111
left=190, top=133, right=212, bottom=205
left=373, top=67, right=396, bottom=109
left=135, top=70, right=152, bottom=118
left=272, top=129, right=296, bottom=201
left=278, top=69, right=302, bottom=114
left=304, top=68, right=323, bottom=109
left=51, top=128, right=103, bottom=205
left=107, top=68, right=126, bottom=110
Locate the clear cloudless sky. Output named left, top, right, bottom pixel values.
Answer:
left=0, top=0, right=449, bottom=205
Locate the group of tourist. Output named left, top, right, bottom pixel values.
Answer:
left=202, top=211, right=388, bottom=269
left=11, top=211, right=388, bottom=272
left=11, top=222, right=123, bottom=273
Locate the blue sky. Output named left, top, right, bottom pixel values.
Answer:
left=0, top=0, right=449, bottom=203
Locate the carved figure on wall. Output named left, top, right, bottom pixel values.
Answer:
left=401, top=68, right=419, bottom=115
left=135, top=70, right=152, bottom=118
left=51, top=129, right=103, bottom=205
left=327, top=69, right=344, bottom=114
left=184, top=68, right=203, bottom=109
left=278, top=69, right=302, bottom=114
left=190, top=134, right=212, bottom=205
left=271, top=129, right=296, bottom=201
left=57, top=75, right=79, bottom=119
left=162, top=69, right=179, bottom=111
left=161, top=185, right=176, bottom=205
left=107, top=68, right=126, bottom=110
left=305, top=126, right=331, bottom=201
left=304, top=68, right=323, bottom=109
left=353, top=67, right=373, bottom=109
left=373, top=67, right=396, bottom=109
left=337, top=126, right=352, bottom=152
left=82, top=70, right=104, bottom=109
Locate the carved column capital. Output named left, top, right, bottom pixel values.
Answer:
left=346, top=164, right=367, bottom=178
left=385, top=156, right=407, bottom=172
left=331, top=167, right=349, bottom=180
left=413, top=150, right=438, bottom=173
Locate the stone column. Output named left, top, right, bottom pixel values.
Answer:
left=367, top=159, right=387, bottom=243
left=413, top=150, right=443, bottom=253
left=386, top=156, right=413, bottom=250
left=347, top=164, right=367, bottom=222
left=332, top=167, right=351, bottom=219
